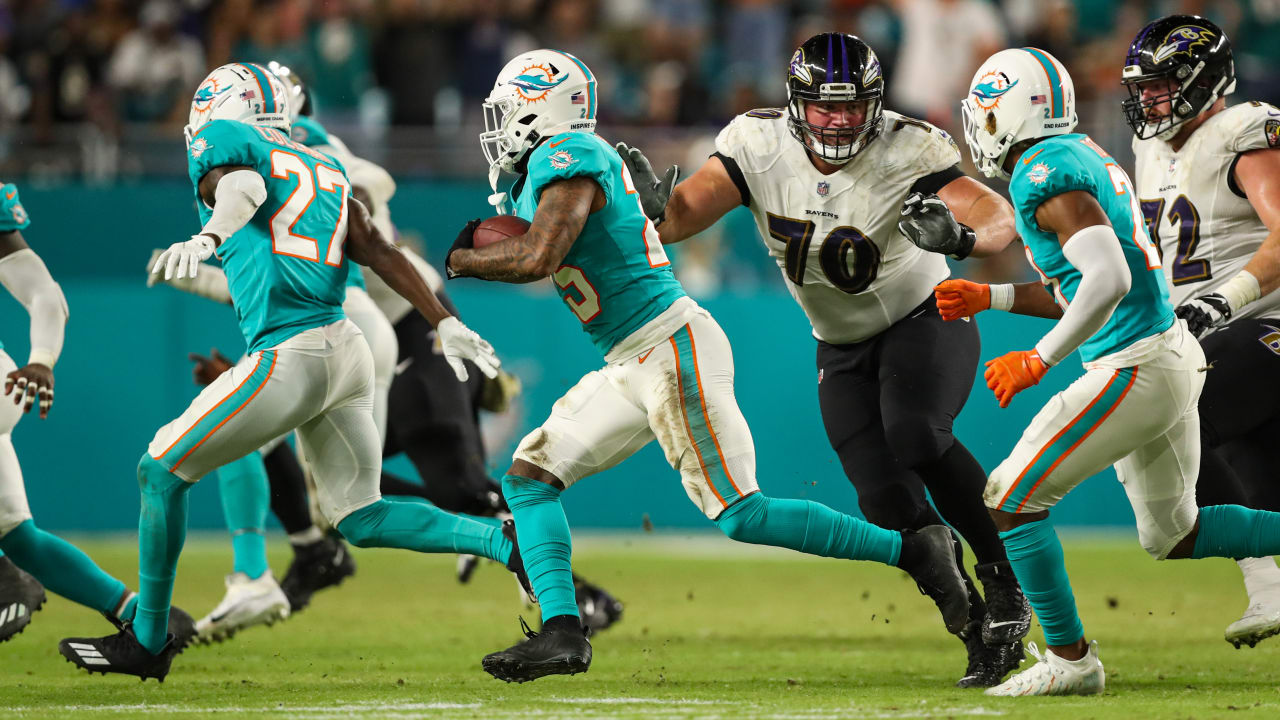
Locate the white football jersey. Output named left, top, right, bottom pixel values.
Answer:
left=1132, top=101, right=1280, bottom=322
left=714, top=109, right=960, bottom=344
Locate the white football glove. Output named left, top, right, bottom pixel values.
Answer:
left=436, top=316, right=500, bottom=382
left=151, top=235, right=217, bottom=281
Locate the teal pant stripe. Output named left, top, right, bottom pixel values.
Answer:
left=1000, top=367, right=1135, bottom=513
left=1023, top=47, right=1064, bottom=118
left=671, top=326, right=742, bottom=507
left=158, top=351, right=277, bottom=470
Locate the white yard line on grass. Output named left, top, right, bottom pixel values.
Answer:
left=10, top=699, right=1009, bottom=720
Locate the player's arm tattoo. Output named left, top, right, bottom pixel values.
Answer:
left=197, top=165, right=255, bottom=208
left=345, top=196, right=452, bottom=326
left=449, top=177, right=599, bottom=283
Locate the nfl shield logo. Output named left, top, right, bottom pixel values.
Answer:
left=816, top=181, right=829, bottom=197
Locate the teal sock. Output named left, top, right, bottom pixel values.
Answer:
left=501, top=475, right=577, bottom=621
left=0, top=519, right=128, bottom=614
left=713, top=492, right=902, bottom=566
left=1000, top=519, right=1084, bottom=646
left=1192, top=505, right=1280, bottom=559
left=336, top=498, right=511, bottom=563
left=136, top=454, right=193, bottom=654
left=373, top=494, right=504, bottom=531
left=218, top=454, right=270, bottom=579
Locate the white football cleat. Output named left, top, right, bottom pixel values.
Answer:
left=984, top=641, right=1104, bottom=697
left=1225, top=591, right=1280, bottom=649
left=194, top=572, right=290, bottom=644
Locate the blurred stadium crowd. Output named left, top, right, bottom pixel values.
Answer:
left=2, top=0, right=1278, bottom=282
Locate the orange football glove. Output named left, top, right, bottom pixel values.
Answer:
left=934, top=279, right=991, bottom=322
left=984, top=350, right=1049, bottom=408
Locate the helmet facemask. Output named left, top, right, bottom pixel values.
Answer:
left=961, top=100, right=1015, bottom=180
left=787, top=88, right=883, bottom=165
left=1121, top=62, right=1234, bottom=141
left=480, top=89, right=540, bottom=174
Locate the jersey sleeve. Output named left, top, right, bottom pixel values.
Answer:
left=1223, top=101, right=1280, bottom=154
left=186, top=120, right=263, bottom=187
left=1010, top=141, right=1099, bottom=222
left=0, top=183, right=31, bottom=232
left=526, top=133, right=617, bottom=202
left=713, top=111, right=788, bottom=206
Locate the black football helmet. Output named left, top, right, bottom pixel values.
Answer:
left=786, top=33, right=884, bottom=164
left=1121, top=15, right=1235, bottom=140
left=267, top=60, right=313, bottom=120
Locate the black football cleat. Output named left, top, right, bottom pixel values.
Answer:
left=573, top=575, right=623, bottom=636
left=898, top=525, right=971, bottom=634
left=976, top=561, right=1032, bottom=645
left=0, top=556, right=46, bottom=643
left=502, top=520, right=536, bottom=603
left=482, top=616, right=591, bottom=683
left=280, top=536, right=356, bottom=612
left=956, top=619, right=1026, bottom=688
left=59, top=625, right=180, bottom=682
left=104, top=604, right=197, bottom=653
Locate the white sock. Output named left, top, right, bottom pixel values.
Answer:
left=288, top=526, right=324, bottom=547
left=1237, top=557, right=1280, bottom=600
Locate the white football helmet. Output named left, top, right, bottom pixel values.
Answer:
left=960, top=48, right=1077, bottom=179
left=185, top=63, right=292, bottom=143
left=480, top=49, right=598, bottom=175
left=266, top=60, right=309, bottom=122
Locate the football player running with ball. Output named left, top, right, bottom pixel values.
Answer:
left=447, top=48, right=972, bottom=684
left=932, top=48, right=1280, bottom=696
left=59, top=63, right=518, bottom=682
left=618, top=33, right=1028, bottom=687
left=1123, top=15, right=1280, bottom=649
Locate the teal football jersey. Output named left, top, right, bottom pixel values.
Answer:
left=512, top=132, right=686, bottom=356
left=289, top=115, right=365, bottom=292
left=187, top=119, right=351, bottom=353
left=0, top=182, right=29, bottom=352
left=1010, top=134, right=1174, bottom=363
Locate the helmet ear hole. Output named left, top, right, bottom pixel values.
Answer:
left=985, top=112, right=998, bottom=135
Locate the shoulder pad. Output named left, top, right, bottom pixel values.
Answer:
left=1010, top=138, right=1098, bottom=210
left=714, top=111, right=787, bottom=173
left=879, top=111, right=962, bottom=177
left=1215, top=102, right=1280, bottom=154
left=527, top=133, right=617, bottom=198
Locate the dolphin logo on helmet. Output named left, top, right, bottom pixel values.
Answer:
left=972, top=72, right=1020, bottom=110
left=509, top=64, right=569, bottom=103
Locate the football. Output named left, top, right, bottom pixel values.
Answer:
left=473, top=215, right=531, bottom=248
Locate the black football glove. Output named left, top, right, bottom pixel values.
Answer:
left=1175, top=293, right=1232, bottom=338
left=615, top=141, right=678, bottom=225
left=897, top=191, right=976, bottom=260
left=445, top=218, right=482, bottom=279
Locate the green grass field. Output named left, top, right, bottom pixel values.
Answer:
left=3, top=533, right=1278, bottom=719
